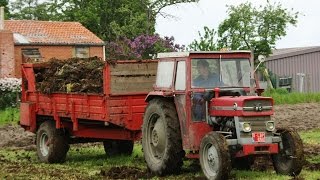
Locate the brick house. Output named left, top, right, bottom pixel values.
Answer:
left=0, top=20, right=105, bottom=78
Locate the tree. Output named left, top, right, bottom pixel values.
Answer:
left=188, top=26, right=218, bottom=51
left=105, top=34, right=184, bottom=60
left=218, top=2, right=299, bottom=59
left=144, top=0, right=199, bottom=34
left=8, top=0, right=199, bottom=42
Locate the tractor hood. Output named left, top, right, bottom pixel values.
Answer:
left=209, top=96, right=274, bottom=117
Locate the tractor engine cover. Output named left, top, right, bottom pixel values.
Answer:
left=209, top=96, right=274, bottom=117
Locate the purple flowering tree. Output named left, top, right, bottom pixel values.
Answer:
left=105, top=34, right=185, bottom=60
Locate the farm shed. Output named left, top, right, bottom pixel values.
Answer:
left=0, top=18, right=105, bottom=78
left=265, top=46, right=320, bottom=92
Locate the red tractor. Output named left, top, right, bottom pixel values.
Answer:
left=142, top=51, right=304, bottom=179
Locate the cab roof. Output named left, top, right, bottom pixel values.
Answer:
left=157, top=50, right=251, bottom=59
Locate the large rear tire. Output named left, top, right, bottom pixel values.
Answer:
left=200, top=132, right=231, bottom=180
left=272, top=128, right=304, bottom=176
left=36, top=121, right=69, bottom=163
left=142, top=98, right=184, bottom=176
left=103, top=140, right=134, bottom=156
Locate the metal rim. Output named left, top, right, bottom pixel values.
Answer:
left=146, top=113, right=166, bottom=163
left=202, top=142, right=220, bottom=177
left=276, top=137, right=293, bottom=169
left=39, top=132, right=49, bottom=157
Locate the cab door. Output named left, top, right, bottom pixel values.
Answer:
left=173, top=60, right=190, bottom=148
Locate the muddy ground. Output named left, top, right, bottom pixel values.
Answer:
left=0, top=102, right=319, bottom=179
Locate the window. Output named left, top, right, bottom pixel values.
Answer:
left=74, top=46, right=89, bottom=58
left=175, top=61, right=186, bottom=90
left=22, top=48, right=42, bottom=62
left=156, top=61, right=174, bottom=88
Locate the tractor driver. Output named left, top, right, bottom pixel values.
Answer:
left=193, top=60, right=220, bottom=88
left=192, top=60, right=222, bottom=120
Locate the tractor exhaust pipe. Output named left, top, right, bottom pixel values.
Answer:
left=249, top=49, right=255, bottom=95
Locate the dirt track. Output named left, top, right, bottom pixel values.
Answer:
left=272, top=103, right=320, bottom=131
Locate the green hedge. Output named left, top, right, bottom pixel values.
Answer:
left=0, top=91, right=20, bottom=110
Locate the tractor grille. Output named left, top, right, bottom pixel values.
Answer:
left=239, top=116, right=273, bottom=138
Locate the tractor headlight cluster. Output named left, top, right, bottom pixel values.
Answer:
left=266, top=121, right=275, bottom=131
left=240, top=122, right=251, bottom=132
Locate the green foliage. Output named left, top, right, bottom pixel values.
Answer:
left=218, top=2, right=299, bottom=59
left=262, top=89, right=320, bottom=105
left=188, top=26, right=218, bottom=51
left=189, top=2, right=299, bottom=59
left=0, top=108, right=19, bottom=126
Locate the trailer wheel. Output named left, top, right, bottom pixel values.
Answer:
left=36, top=121, right=69, bottom=163
left=200, top=132, right=231, bottom=180
left=232, top=156, right=254, bottom=170
left=272, top=128, right=304, bottom=176
left=142, top=98, right=184, bottom=175
left=103, top=140, right=134, bottom=156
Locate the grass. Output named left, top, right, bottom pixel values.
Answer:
left=0, top=138, right=320, bottom=180
left=0, top=107, right=20, bottom=126
left=262, top=88, right=320, bottom=105
left=300, top=129, right=320, bottom=145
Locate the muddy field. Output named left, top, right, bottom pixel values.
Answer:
left=0, top=103, right=319, bottom=179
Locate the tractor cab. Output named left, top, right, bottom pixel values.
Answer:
left=143, top=51, right=303, bottom=179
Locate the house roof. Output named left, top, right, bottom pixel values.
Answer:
left=4, top=20, right=104, bottom=45
left=267, top=46, right=320, bottom=61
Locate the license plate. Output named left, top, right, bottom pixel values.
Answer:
left=252, top=132, right=265, bottom=142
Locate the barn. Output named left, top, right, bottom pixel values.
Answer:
left=265, top=46, right=320, bottom=93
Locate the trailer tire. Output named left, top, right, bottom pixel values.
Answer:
left=142, top=98, right=184, bottom=176
left=36, top=121, right=69, bottom=163
left=272, top=128, right=304, bottom=176
left=103, top=140, right=134, bottom=156
left=200, top=132, right=231, bottom=180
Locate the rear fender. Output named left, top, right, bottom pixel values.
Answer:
left=145, top=91, right=174, bottom=102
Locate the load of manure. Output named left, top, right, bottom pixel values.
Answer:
left=35, top=57, right=105, bottom=94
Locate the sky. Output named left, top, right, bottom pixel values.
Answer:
left=155, top=0, right=320, bottom=49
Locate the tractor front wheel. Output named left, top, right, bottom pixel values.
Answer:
left=36, top=121, right=69, bottom=163
left=142, top=98, right=184, bottom=176
left=103, top=140, right=134, bottom=156
left=272, top=128, right=304, bottom=176
left=200, top=132, right=231, bottom=180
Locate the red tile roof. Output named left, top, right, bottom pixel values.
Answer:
left=4, top=20, right=104, bottom=45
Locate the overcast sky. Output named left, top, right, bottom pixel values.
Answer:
left=155, top=0, right=320, bottom=49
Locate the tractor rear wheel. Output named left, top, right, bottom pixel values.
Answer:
left=142, top=98, right=184, bottom=176
left=200, top=132, right=231, bottom=180
left=103, top=140, right=134, bottom=156
left=36, top=121, right=69, bottom=163
left=272, top=128, right=304, bottom=176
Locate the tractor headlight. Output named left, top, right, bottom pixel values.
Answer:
left=240, top=122, right=251, bottom=132
left=266, top=121, right=275, bottom=131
